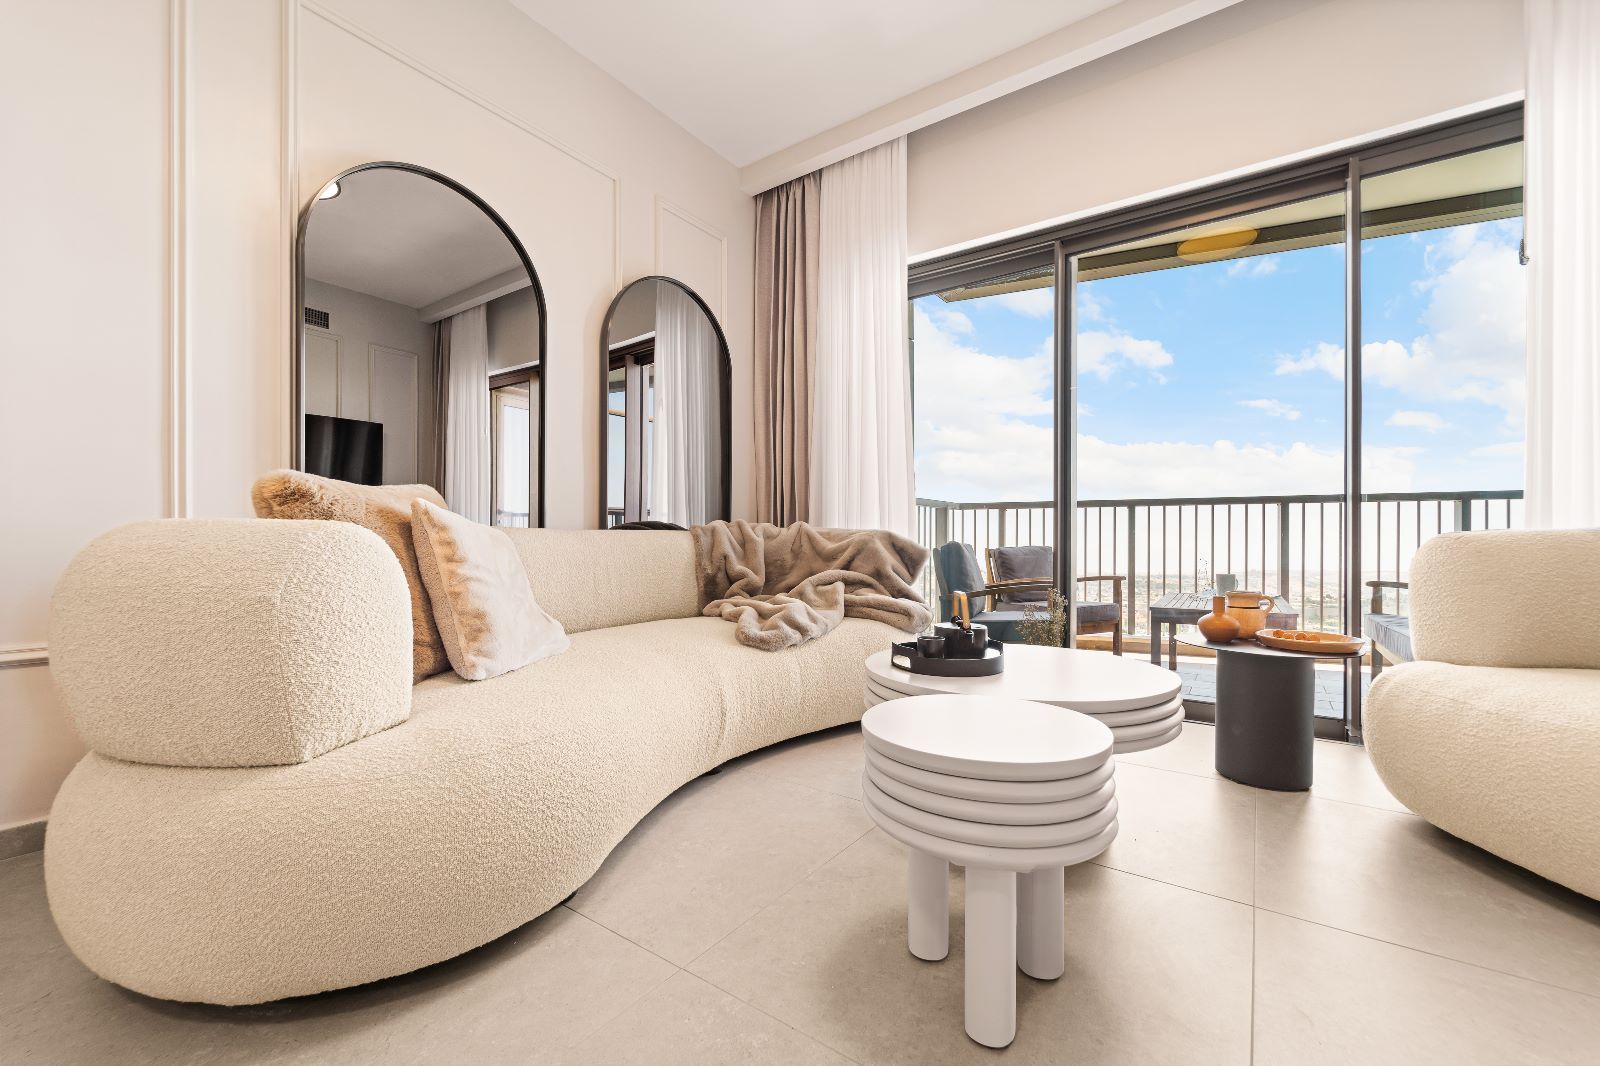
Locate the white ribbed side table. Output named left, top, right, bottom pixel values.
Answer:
left=860, top=695, right=1117, bottom=1048
left=864, top=644, right=1184, bottom=753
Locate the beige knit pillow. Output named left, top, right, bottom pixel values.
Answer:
left=411, top=499, right=570, bottom=680
left=251, top=470, right=450, bottom=682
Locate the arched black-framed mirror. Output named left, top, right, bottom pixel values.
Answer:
left=294, top=161, right=547, bottom=527
left=599, top=276, right=731, bottom=527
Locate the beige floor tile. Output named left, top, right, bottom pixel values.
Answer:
left=689, top=830, right=1253, bottom=1065
left=0, top=853, right=675, bottom=1065
left=1255, top=792, right=1600, bottom=996
left=568, top=768, right=872, bottom=965
left=1119, top=724, right=1409, bottom=814
left=1253, top=909, right=1600, bottom=1065
left=1115, top=719, right=1219, bottom=777
left=1302, top=738, right=1411, bottom=814
left=1093, top=761, right=1256, bottom=903
left=725, top=723, right=865, bottom=801
left=557, top=970, right=851, bottom=1065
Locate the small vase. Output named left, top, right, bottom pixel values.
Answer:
left=1197, top=595, right=1241, bottom=642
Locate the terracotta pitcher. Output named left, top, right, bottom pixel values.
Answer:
left=1224, top=591, right=1274, bottom=639
left=1196, top=595, right=1241, bottom=642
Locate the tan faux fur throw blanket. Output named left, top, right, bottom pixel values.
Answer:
left=692, top=520, right=932, bottom=651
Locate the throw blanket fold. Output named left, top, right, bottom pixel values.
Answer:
left=692, top=520, right=932, bottom=651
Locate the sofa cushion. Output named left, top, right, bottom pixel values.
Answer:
left=1076, top=601, right=1122, bottom=625
left=1365, top=661, right=1600, bottom=900
left=43, top=613, right=901, bottom=1003
left=48, top=519, right=412, bottom=768
left=411, top=500, right=570, bottom=681
left=252, top=469, right=449, bottom=682
left=503, top=528, right=700, bottom=634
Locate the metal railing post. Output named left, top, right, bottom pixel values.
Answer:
left=1125, top=504, right=1138, bottom=635
left=1277, top=502, right=1292, bottom=599
left=1455, top=497, right=1470, bottom=532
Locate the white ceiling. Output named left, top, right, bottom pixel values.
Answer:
left=303, top=167, right=524, bottom=310
left=510, top=0, right=1123, bottom=167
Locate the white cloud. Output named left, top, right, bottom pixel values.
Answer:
left=1470, top=440, right=1523, bottom=458
left=1226, top=255, right=1279, bottom=278
left=991, top=287, right=1055, bottom=318
left=1077, top=436, right=1419, bottom=500
left=927, top=305, right=973, bottom=334
left=1273, top=224, right=1524, bottom=423
left=1274, top=341, right=1345, bottom=378
left=1078, top=329, right=1174, bottom=382
left=1076, top=288, right=1107, bottom=322
left=912, top=305, right=1054, bottom=500
left=1239, top=398, right=1301, bottom=420
left=1386, top=409, right=1448, bottom=432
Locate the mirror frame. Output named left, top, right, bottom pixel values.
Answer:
left=293, top=160, right=549, bottom=526
left=597, top=276, right=732, bottom=528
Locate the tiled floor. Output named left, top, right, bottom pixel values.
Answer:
left=4, top=723, right=1598, bottom=1064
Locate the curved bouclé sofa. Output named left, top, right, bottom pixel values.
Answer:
left=44, top=520, right=902, bottom=1005
left=1364, top=529, right=1600, bottom=901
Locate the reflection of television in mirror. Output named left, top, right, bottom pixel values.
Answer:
left=304, top=415, right=383, bottom=485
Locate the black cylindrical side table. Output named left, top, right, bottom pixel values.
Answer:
left=1178, top=636, right=1363, bottom=791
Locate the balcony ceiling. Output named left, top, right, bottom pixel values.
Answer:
left=508, top=0, right=1125, bottom=167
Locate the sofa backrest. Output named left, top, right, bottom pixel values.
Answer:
left=50, top=519, right=413, bottom=767
left=1409, top=529, right=1600, bottom=670
left=504, top=528, right=700, bottom=634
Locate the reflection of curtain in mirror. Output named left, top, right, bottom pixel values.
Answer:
left=442, top=304, right=491, bottom=523
left=650, top=284, right=720, bottom=524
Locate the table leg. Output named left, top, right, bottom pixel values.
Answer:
left=908, top=850, right=949, bottom=961
left=1016, top=866, right=1064, bottom=980
left=965, top=866, right=1017, bottom=1048
left=1168, top=628, right=1178, bottom=671
left=1148, top=620, right=1162, bottom=666
left=1214, top=653, right=1315, bottom=790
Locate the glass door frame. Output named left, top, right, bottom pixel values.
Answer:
left=909, top=103, right=1522, bottom=741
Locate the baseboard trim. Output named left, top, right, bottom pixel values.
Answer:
left=0, top=819, right=45, bottom=860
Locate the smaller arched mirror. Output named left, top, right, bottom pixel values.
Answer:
left=600, top=277, right=730, bottom=527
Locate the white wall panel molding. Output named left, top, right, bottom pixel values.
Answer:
left=281, top=0, right=300, bottom=470
left=0, top=645, right=48, bottom=671
left=300, top=0, right=622, bottom=288
left=167, top=0, right=193, bottom=518
left=654, top=196, right=729, bottom=323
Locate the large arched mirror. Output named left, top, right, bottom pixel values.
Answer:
left=600, top=277, right=730, bottom=527
left=295, top=162, right=546, bottom=526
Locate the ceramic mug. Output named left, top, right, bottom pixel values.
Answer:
left=917, top=633, right=947, bottom=658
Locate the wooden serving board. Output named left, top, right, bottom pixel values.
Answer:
left=1255, top=630, right=1364, bottom=655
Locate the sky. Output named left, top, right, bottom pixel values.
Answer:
left=911, top=218, right=1526, bottom=505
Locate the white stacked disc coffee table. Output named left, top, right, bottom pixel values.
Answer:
left=864, top=644, right=1184, bottom=753
left=861, top=694, right=1118, bottom=1048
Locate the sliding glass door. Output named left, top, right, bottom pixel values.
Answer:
left=1354, top=143, right=1526, bottom=717
left=1068, top=190, right=1351, bottom=722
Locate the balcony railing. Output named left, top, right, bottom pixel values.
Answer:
left=916, top=490, right=1522, bottom=635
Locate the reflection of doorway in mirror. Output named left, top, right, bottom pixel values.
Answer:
left=369, top=345, right=419, bottom=484
left=304, top=329, right=341, bottom=417
left=491, top=376, right=531, bottom=527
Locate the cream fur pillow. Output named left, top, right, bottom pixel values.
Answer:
left=411, top=500, right=569, bottom=680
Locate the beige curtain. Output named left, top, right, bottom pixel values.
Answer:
left=431, top=320, right=451, bottom=490
left=754, top=172, right=820, bottom=526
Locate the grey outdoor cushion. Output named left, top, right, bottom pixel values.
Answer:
left=1365, top=612, right=1413, bottom=663
left=1076, top=601, right=1122, bottom=625
left=990, top=545, right=1052, bottom=603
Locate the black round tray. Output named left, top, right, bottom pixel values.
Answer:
left=890, top=639, right=1006, bottom=677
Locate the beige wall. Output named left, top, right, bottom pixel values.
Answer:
left=908, top=0, right=1525, bottom=257
left=1, top=0, right=753, bottom=830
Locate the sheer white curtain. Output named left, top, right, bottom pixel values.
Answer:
left=650, top=282, right=721, bottom=524
left=1525, top=0, right=1600, bottom=528
left=443, top=304, right=491, bottom=523
left=811, top=138, right=915, bottom=535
